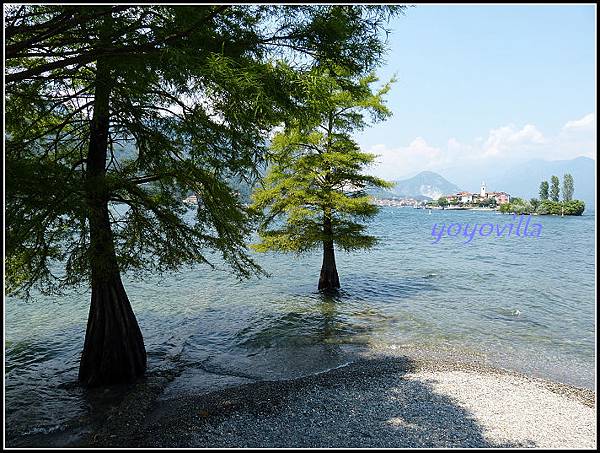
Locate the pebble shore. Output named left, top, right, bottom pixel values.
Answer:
left=76, top=355, right=596, bottom=448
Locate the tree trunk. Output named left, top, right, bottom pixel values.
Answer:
left=318, top=211, right=340, bottom=291
left=79, top=52, right=146, bottom=387
left=79, top=267, right=147, bottom=387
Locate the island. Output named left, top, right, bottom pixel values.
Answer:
left=373, top=176, right=585, bottom=216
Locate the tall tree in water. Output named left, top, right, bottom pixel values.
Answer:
left=250, top=69, right=393, bottom=291
left=539, top=180, right=549, bottom=201
left=562, top=173, right=574, bottom=202
left=5, top=5, right=401, bottom=386
left=550, top=175, right=560, bottom=202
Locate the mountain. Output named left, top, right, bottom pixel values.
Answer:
left=370, top=170, right=461, bottom=200
left=493, top=156, right=595, bottom=207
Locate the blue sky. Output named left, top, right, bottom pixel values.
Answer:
left=361, top=4, right=596, bottom=180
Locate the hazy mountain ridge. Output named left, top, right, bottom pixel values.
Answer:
left=442, top=156, right=595, bottom=207
left=495, top=156, right=595, bottom=206
left=370, top=170, right=461, bottom=200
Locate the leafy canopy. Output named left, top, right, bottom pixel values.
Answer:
left=251, top=67, right=394, bottom=254
left=550, top=175, right=560, bottom=202
left=539, top=180, right=549, bottom=201
left=562, top=173, right=574, bottom=202
left=5, top=5, right=402, bottom=297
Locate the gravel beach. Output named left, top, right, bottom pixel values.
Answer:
left=57, top=355, right=594, bottom=449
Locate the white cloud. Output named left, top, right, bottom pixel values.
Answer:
left=365, top=113, right=596, bottom=179
left=368, top=138, right=444, bottom=179
left=555, top=113, right=597, bottom=160
left=562, top=113, right=595, bottom=133
left=482, top=124, right=545, bottom=157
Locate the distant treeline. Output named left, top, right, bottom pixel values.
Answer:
left=500, top=173, right=585, bottom=216
left=499, top=199, right=585, bottom=216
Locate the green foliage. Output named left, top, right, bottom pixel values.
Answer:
left=508, top=198, right=533, bottom=215
left=529, top=198, right=540, bottom=211
left=5, top=5, right=401, bottom=297
left=562, top=173, right=574, bottom=202
left=562, top=200, right=585, bottom=215
left=501, top=199, right=585, bottom=216
left=477, top=197, right=496, bottom=208
left=539, top=180, right=549, bottom=200
left=521, top=175, right=584, bottom=215
left=537, top=200, right=561, bottom=215
left=437, top=197, right=449, bottom=208
left=550, top=175, right=560, bottom=202
left=498, top=203, right=512, bottom=214
left=251, top=68, right=393, bottom=254
left=500, top=198, right=533, bottom=214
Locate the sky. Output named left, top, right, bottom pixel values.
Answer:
left=360, top=4, right=596, bottom=181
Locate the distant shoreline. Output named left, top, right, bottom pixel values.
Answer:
left=374, top=203, right=593, bottom=215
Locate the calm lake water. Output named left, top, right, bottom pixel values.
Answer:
left=5, top=207, right=596, bottom=440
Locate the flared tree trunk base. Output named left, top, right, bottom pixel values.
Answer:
left=318, top=258, right=340, bottom=292
left=319, top=213, right=340, bottom=292
left=79, top=276, right=146, bottom=387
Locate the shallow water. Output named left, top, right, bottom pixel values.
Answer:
left=5, top=207, right=596, bottom=439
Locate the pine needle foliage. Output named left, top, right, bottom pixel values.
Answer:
left=251, top=68, right=394, bottom=256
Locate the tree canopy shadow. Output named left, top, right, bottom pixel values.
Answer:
left=134, top=356, right=536, bottom=448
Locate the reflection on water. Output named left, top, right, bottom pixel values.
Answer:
left=235, top=293, right=391, bottom=349
left=5, top=208, right=596, bottom=440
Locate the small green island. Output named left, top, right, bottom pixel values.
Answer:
left=426, top=174, right=585, bottom=216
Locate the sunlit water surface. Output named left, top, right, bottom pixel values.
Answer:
left=5, top=207, right=596, bottom=439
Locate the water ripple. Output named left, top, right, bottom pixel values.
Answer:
left=5, top=208, right=596, bottom=439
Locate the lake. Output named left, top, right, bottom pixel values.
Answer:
left=5, top=207, right=596, bottom=440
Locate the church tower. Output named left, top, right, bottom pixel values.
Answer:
left=480, top=181, right=487, bottom=198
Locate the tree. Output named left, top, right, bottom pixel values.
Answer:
left=437, top=197, right=449, bottom=208
left=537, top=200, right=561, bottom=215
left=550, top=175, right=560, bottom=202
left=499, top=197, right=535, bottom=215
left=530, top=198, right=540, bottom=212
left=539, top=180, right=549, bottom=200
left=562, top=173, right=574, bottom=202
left=510, top=198, right=533, bottom=215
left=250, top=68, right=393, bottom=291
left=478, top=197, right=495, bottom=208
left=562, top=200, right=585, bottom=216
left=5, top=5, right=401, bottom=386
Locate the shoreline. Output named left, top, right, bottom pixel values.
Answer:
left=378, top=205, right=589, bottom=216
left=372, top=203, right=594, bottom=216
left=9, top=352, right=596, bottom=448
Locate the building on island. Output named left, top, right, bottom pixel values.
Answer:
left=488, top=191, right=510, bottom=204
left=371, top=181, right=512, bottom=209
left=441, top=182, right=510, bottom=206
left=372, top=197, right=422, bottom=208
left=458, top=191, right=474, bottom=203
